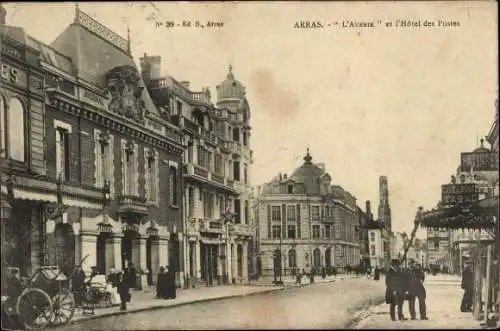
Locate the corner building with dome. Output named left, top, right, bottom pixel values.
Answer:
left=255, top=149, right=361, bottom=277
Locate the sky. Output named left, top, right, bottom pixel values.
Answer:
left=3, top=2, right=498, bottom=237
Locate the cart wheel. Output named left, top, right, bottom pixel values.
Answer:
left=16, top=288, right=53, bottom=330
left=49, top=289, right=75, bottom=326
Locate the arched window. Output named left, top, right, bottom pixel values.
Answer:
left=7, top=98, right=25, bottom=162
left=313, top=248, right=321, bottom=267
left=0, top=97, right=5, bottom=157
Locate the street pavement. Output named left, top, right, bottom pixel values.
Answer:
left=49, top=276, right=385, bottom=330
left=352, top=274, right=483, bottom=329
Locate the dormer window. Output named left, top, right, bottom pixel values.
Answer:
left=287, top=184, right=293, bottom=194
left=460, top=174, right=466, bottom=183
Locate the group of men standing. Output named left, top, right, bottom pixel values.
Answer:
left=385, top=259, right=428, bottom=321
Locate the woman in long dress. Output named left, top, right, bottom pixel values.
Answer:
left=106, top=269, right=121, bottom=306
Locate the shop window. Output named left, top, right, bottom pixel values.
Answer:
left=7, top=97, right=26, bottom=162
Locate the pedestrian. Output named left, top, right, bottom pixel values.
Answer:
left=296, top=268, right=302, bottom=285
left=71, top=265, right=86, bottom=307
left=166, top=265, right=177, bottom=299
left=408, top=261, right=428, bottom=320
left=374, top=266, right=380, bottom=281
left=460, top=260, right=473, bottom=312
left=332, top=266, right=337, bottom=278
left=106, top=268, right=121, bottom=306
left=156, top=266, right=167, bottom=299
left=127, top=262, right=137, bottom=290
left=321, top=266, right=326, bottom=280
left=117, top=272, right=131, bottom=311
left=386, top=259, right=407, bottom=321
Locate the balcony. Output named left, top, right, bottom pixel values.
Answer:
left=117, top=194, right=148, bottom=215
left=194, top=165, right=209, bottom=178
left=227, top=141, right=241, bottom=155
left=226, top=178, right=235, bottom=188
left=321, top=216, right=335, bottom=223
left=211, top=172, right=224, bottom=185
left=183, top=118, right=199, bottom=133
left=199, top=218, right=223, bottom=234
left=229, top=223, right=253, bottom=238
left=192, top=91, right=211, bottom=105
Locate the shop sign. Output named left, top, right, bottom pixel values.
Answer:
left=79, top=87, right=109, bottom=110
left=461, top=151, right=499, bottom=171
left=1, top=62, right=27, bottom=89
left=441, top=183, right=479, bottom=206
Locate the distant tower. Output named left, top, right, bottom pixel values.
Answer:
left=0, top=4, right=7, bottom=25
left=378, top=176, right=392, bottom=230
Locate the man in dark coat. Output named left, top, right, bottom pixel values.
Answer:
left=408, top=262, right=428, bottom=320
left=117, top=272, right=130, bottom=311
left=386, top=259, right=407, bottom=321
left=460, top=260, right=474, bottom=312
left=71, top=265, right=86, bottom=306
left=374, top=266, right=380, bottom=281
left=156, top=267, right=167, bottom=299
left=127, top=262, right=137, bottom=290
left=166, top=265, right=177, bottom=299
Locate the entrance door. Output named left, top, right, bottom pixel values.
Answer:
left=146, top=237, right=153, bottom=285
left=200, top=243, right=207, bottom=282
left=121, top=231, right=134, bottom=270
left=209, top=245, right=218, bottom=285
left=96, top=232, right=110, bottom=274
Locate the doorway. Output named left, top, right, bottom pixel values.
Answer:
left=96, top=232, right=111, bottom=274
left=121, top=230, right=136, bottom=270
left=200, top=243, right=218, bottom=285
left=146, top=236, right=154, bottom=285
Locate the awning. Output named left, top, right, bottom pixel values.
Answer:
left=420, top=206, right=496, bottom=230
left=13, top=188, right=58, bottom=203
left=63, top=196, right=102, bottom=210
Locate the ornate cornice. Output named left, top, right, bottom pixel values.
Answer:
left=47, top=93, right=184, bottom=155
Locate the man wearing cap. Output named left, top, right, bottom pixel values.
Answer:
left=408, top=261, right=428, bottom=320
left=460, top=259, right=473, bottom=312
left=386, top=259, right=407, bottom=321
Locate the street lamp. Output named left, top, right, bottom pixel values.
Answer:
left=273, top=227, right=284, bottom=285
left=221, top=209, right=234, bottom=284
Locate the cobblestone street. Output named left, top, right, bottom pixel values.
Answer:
left=49, top=277, right=384, bottom=330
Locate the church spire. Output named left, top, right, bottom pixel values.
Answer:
left=127, top=22, right=131, bottom=54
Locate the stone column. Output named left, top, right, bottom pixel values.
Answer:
left=80, top=232, right=98, bottom=273
left=226, top=239, right=232, bottom=283
left=138, top=236, right=148, bottom=290
left=109, top=235, right=123, bottom=271
left=242, top=241, right=249, bottom=282
left=195, top=240, right=201, bottom=278
left=231, top=242, right=237, bottom=283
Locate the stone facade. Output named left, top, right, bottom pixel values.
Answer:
left=142, top=59, right=254, bottom=286
left=255, top=149, right=360, bottom=276
left=1, top=7, right=184, bottom=289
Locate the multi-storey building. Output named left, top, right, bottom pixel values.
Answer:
left=357, top=202, right=370, bottom=267
left=1, top=7, right=184, bottom=289
left=255, top=149, right=360, bottom=276
left=142, top=59, right=254, bottom=286
left=366, top=219, right=391, bottom=269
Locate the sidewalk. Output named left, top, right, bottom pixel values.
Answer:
left=353, top=277, right=481, bottom=329
left=254, top=273, right=360, bottom=286
left=67, top=285, right=281, bottom=326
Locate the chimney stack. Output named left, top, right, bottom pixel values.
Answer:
left=365, top=200, right=372, bottom=221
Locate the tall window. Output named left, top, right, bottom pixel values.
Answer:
left=287, top=225, right=296, bottom=239
left=370, top=232, right=375, bottom=241
left=95, top=130, right=113, bottom=191
left=234, top=199, right=241, bottom=223
left=7, top=98, right=25, bottom=161
left=311, top=206, right=320, bottom=220
left=287, top=184, right=293, bottom=194
left=0, top=97, right=5, bottom=157
left=312, top=225, right=320, bottom=239
left=145, top=148, right=159, bottom=203
left=188, top=187, right=194, bottom=217
left=196, top=145, right=211, bottom=169
left=244, top=200, right=249, bottom=224
left=288, top=249, right=296, bottom=268
left=244, top=164, right=248, bottom=184
left=287, top=205, right=296, bottom=221
left=370, top=245, right=376, bottom=256
left=233, top=161, right=240, bottom=181
left=272, top=225, right=281, bottom=239
left=243, top=132, right=247, bottom=146
left=55, top=121, right=71, bottom=181
left=122, top=140, right=138, bottom=195
left=176, top=101, right=182, bottom=115
left=325, top=225, right=331, bottom=238
left=271, top=206, right=281, bottom=221
left=233, top=127, right=240, bottom=142
left=202, top=191, right=214, bottom=218
left=214, top=154, right=223, bottom=174
left=169, top=165, right=178, bottom=206
left=187, top=141, right=193, bottom=163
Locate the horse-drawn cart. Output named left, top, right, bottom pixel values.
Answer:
left=2, top=265, right=76, bottom=330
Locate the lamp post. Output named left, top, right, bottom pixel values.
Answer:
left=221, top=209, right=234, bottom=285
left=273, top=227, right=284, bottom=285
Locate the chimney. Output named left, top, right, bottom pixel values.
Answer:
left=139, top=54, right=162, bottom=82
left=365, top=200, right=372, bottom=220
left=0, top=4, right=6, bottom=25
left=283, top=174, right=288, bottom=180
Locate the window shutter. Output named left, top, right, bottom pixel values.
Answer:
left=121, top=139, right=127, bottom=195
left=144, top=148, right=150, bottom=201
left=134, top=143, right=139, bottom=196
left=282, top=204, right=286, bottom=238
left=267, top=205, right=271, bottom=239
left=29, top=99, right=46, bottom=175
left=94, top=129, right=101, bottom=187
left=296, top=204, right=301, bottom=239
left=108, top=134, right=115, bottom=197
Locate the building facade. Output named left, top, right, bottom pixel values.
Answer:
left=255, top=149, right=360, bottom=276
left=1, top=7, right=184, bottom=289
left=142, top=58, right=254, bottom=286
left=357, top=202, right=371, bottom=267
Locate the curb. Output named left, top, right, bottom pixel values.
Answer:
left=344, top=296, right=386, bottom=329
left=58, top=287, right=285, bottom=328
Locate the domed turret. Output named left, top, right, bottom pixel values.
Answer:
left=473, top=138, right=490, bottom=153
left=216, top=64, right=246, bottom=100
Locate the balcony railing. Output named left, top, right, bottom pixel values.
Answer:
left=117, top=194, right=148, bottom=215
left=198, top=218, right=223, bottom=234
left=211, top=172, right=224, bottom=184
left=230, top=223, right=253, bottom=237
left=194, top=165, right=209, bottom=178
left=184, top=118, right=199, bottom=133
left=226, top=179, right=235, bottom=188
